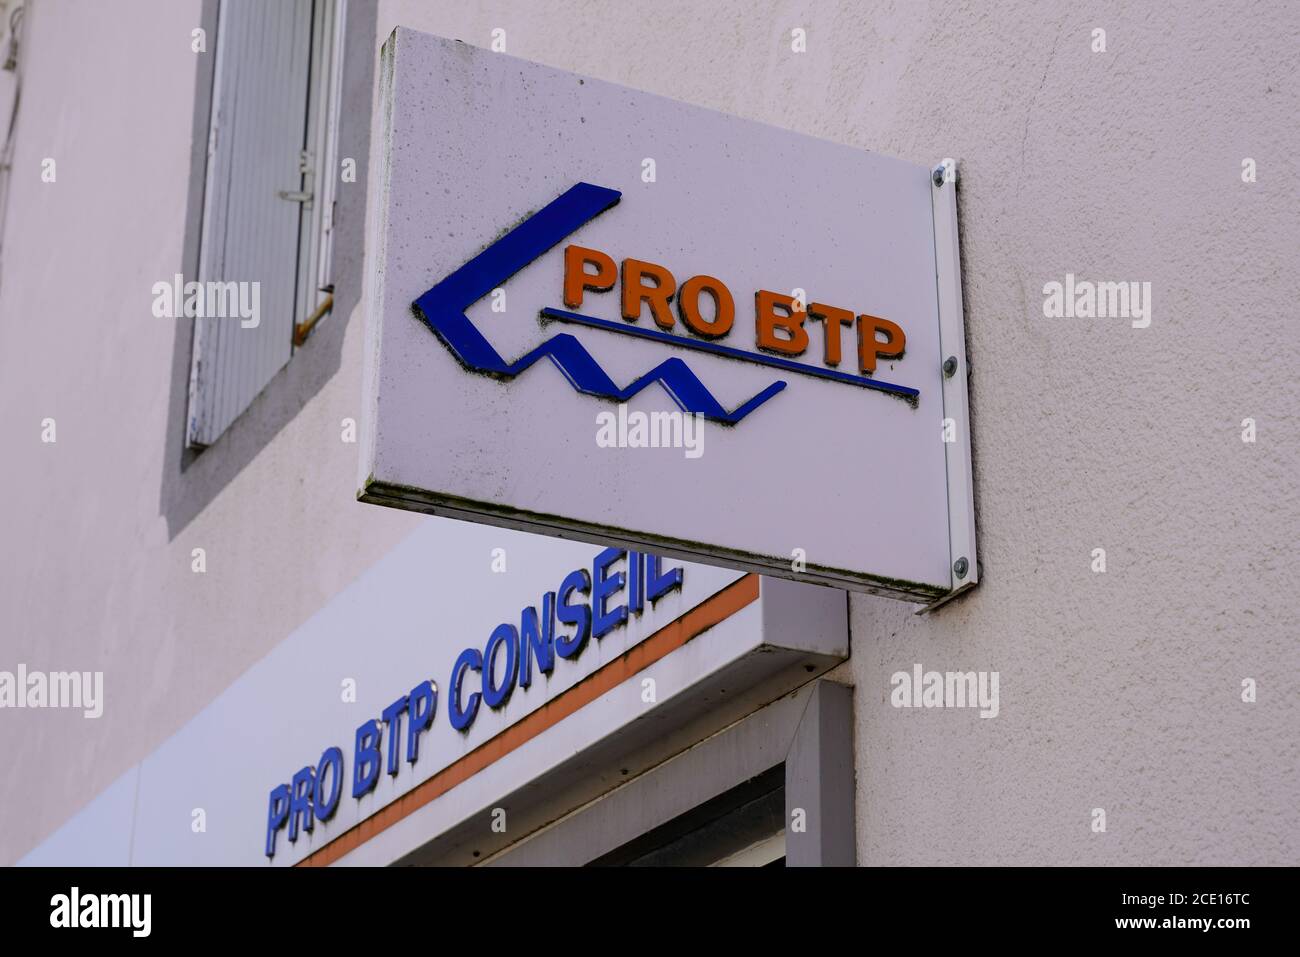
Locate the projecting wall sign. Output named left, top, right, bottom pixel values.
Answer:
left=360, top=28, right=977, bottom=602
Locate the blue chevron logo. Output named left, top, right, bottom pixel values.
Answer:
left=411, top=183, right=786, bottom=424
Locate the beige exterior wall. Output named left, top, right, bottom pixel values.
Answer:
left=0, top=0, right=420, bottom=864
left=1, top=0, right=1295, bottom=864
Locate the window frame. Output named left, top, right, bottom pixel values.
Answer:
left=161, top=0, right=375, bottom=538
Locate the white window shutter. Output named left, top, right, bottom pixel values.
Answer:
left=187, top=0, right=314, bottom=448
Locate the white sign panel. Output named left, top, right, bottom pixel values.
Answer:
left=361, top=29, right=976, bottom=601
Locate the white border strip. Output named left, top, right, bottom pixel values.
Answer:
left=928, top=159, right=978, bottom=607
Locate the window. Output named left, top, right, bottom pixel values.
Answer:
left=186, top=0, right=345, bottom=449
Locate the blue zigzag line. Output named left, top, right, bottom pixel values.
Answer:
left=410, top=183, right=786, bottom=425
left=415, top=306, right=787, bottom=424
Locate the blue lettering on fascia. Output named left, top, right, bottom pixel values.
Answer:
left=264, top=549, right=683, bottom=857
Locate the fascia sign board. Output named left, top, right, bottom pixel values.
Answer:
left=338, top=573, right=848, bottom=868
left=360, top=28, right=977, bottom=602
left=19, top=521, right=847, bottom=867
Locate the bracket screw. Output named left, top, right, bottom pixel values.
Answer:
left=943, top=356, right=958, bottom=377
left=953, top=557, right=969, bottom=578
left=932, top=165, right=946, bottom=187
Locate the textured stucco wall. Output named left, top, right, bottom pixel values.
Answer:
left=1, top=0, right=1295, bottom=865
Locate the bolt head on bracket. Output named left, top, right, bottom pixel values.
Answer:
left=931, top=159, right=959, bottom=188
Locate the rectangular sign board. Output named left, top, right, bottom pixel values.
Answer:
left=360, top=28, right=977, bottom=602
left=21, top=521, right=848, bottom=867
